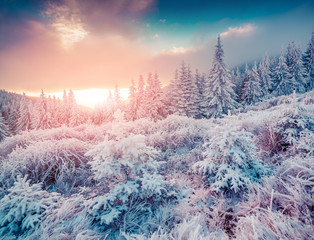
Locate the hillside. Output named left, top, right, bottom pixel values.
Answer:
left=0, top=90, right=313, bottom=239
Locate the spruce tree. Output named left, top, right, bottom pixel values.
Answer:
left=0, top=115, right=10, bottom=141
left=32, top=89, right=51, bottom=130
left=241, top=62, right=263, bottom=105
left=302, top=31, right=314, bottom=90
left=175, top=62, right=199, bottom=118
left=138, top=72, right=163, bottom=120
left=195, top=69, right=206, bottom=118
left=16, top=93, right=32, bottom=132
left=258, top=53, right=272, bottom=97
left=202, top=35, right=238, bottom=118
left=126, top=79, right=137, bottom=121
left=286, top=41, right=306, bottom=93
left=272, top=51, right=295, bottom=96
left=114, top=84, right=123, bottom=111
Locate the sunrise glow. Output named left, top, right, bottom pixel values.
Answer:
left=0, top=1, right=313, bottom=239
left=25, top=88, right=129, bottom=108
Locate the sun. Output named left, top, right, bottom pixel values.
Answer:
left=25, top=88, right=129, bottom=108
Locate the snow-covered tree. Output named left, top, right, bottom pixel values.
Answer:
left=193, top=130, right=268, bottom=194
left=272, top=51, right=295, bottom=96
left=60, top=90, right=69, bottom=126
left=136, top=75, right=145, bottom=116
left=138, top=72, right=163, bottom=120
left=234, top=67, right=243, bottom=100
left=0, top=175, right=59, bottom=238
left=16, top=93, right=32, bottom=133
left=302, top=31, right=314, bottom=90
left=126, top=79, right=138, bottom=121
left=32, top=90, right=51, bottom=130
left=86, top=134, right=173, bottom=235
left=202, top=35, right=238, bottom=118
left=241, top=62, right=264, bottom=105
left=164, top=69, right=179, bottom=116
left=175, top=62, right=199, bottom=118
left=258, top=53, right=272, bottom=97
left=195, top=69, right=206, bottom=118
left=114, top=84, right=123, bottom=111
left=286, top=41, right=306, bottom=93
left=7, top=100, right=20, bottom=135
left=0, top=115, right=10, bottom=141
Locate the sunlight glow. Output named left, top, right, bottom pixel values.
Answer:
left=25, top=88, right=129, bottom=108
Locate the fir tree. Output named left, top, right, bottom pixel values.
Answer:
left=61, top=90, right=69, bottom=126
left=114, top=84, right=123, bottom=111
left=176, top=62, right=199, bottom=118
left=0, top=115, right=10, bottom=141
left=258, top=53, right=272, bottom=97
left=286, top=41, right=306, bottom=93
left=272, top=51, right=295, bottom=96
left=138, top=72, right=163, bottom=120
left=235, top=67, right=243, bottom=100
left=195, top=69, right=206, bottom=118
left=202, top=35, right=238, bottom=118
left=302, top=31, right=314, bottom=90
left=126, top=79, right=138, bottom=121
left=16, top=93, right=32, bottom=132
left=32, top=89, right=51, bottom=130
left=241, top=62, right=263, bottom=105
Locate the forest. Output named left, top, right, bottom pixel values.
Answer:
left=0, top=31, right=313, bottom=239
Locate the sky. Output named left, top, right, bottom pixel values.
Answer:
left=0, top=0, right=313, bottom=106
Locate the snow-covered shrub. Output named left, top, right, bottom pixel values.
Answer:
left=86, top=134, right=161, bottom=183
left=193, top=130, right=268, bottom=194
left=148, top=115, right=207, bottom=152
left=0, top=175, right=59, bottom=238
left=0, top=138, right=92, bottom=194
left=235, top=207, right=313, bottom=240
left=122, top=215, right=229, bottom=240
left=38, top=194, right=100, bottom=240
left=0, top=125, right=105, bottom=157
left=86, top=134, right=177, bottom=238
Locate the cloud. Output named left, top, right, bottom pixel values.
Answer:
left=44, top=1, right=88, bottom=49
left=152, top=33, right=160, bottom=39
left=220, top=24, right=255, bottom=37
left=160, top=46, right=193, bottom=55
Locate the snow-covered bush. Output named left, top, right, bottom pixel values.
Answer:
left=86, top=134, right=161, bottom=183
left=0, top=175, right=59, bottom=238
left=0, top=138, right=92, bottom=194
left=85, top=134, right=177, bottom=238
left=193, top=130, right=268, bottom=194
left=235, top=207, right=312, bottom=240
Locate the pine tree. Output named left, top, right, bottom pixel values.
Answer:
left=258, top=53, right=272, bottom=97
left=61, top=90, right=69, bottom=126
left=302, top=31, right=314, bottom=90
left=138, top=72, right=163, bottom=120
left=175, top=62, right=199, bottom=118
left=114, top=84, right=123, bottom=111
left=126, top=79, right=138, bottom=121
left=235, top=67, right=243, bottom=100
left=202, top=35, right=238, bottom=118
left=241, top=62, right=264, bottom=105
left=0, top=115, right=10, bottom=141
left=272, top=51, right=295, bottom=96
left=32, top=89, right=51, bottom=130
left=286, top=41, right=306, bottom=93
left=239, top=64, right=250, bottom=103
left=7, top=100, right=20, bottom=135
left=195, top=69, right=206, bottom=118
left=165, top=69, right=179, bottom=115
left=16, top=93, right=32, bottom=132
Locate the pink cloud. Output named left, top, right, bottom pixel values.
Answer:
left=221, top=24, right=255, bottom=37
